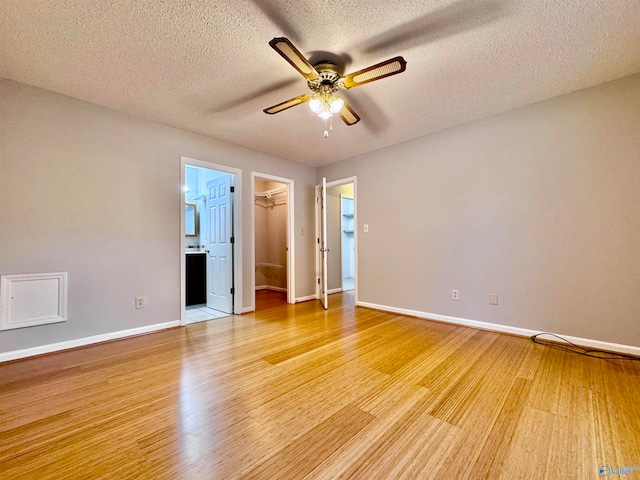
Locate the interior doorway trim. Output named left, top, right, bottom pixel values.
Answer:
left=180, top=156, right=243, bottom=325
left=321, top=176, right=358, bottom=305
left=250, top=171, right=295, bottom=309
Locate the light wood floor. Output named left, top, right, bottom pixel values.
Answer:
left=255, top=289, right=287, bottom=310
left=1, top=292, right=639, bottom=479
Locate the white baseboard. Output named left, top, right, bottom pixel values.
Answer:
left=241, top=306, right=255, bottom=314
left=327, top=288, right=342, bottom=294
left=295, top=294, right=317, bottom=303
left=356, top=301, right=640, bottom=357
left=255, top=285, right=288, bottom=292
left=0, top=320, right=181, bottom=363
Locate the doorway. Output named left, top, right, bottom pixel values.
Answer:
left=180, top=157, right=243, bottom=326
left=251, top=172, right=295, bottom=311
left=316, top=177, right=357, bottom=309
left=340, top=194, right=355, bottom=292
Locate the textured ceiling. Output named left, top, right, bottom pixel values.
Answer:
left=2, top=0, right=640, bottom=167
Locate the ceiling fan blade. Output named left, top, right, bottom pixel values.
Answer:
left=341, top=56, right=407, bottom=89
left=269, top=37, right=320, bottom=82
left=338, top=100, right=361, bottom=126
left=263, top=94, right=310, bottom=115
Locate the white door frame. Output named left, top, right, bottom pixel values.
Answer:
left=250, top=171, right=295, bottom=309
left=317, top=176, right=358, bottom=305
left=180, top=156, right=243, bottom=326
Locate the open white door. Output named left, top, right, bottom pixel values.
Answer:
left=206, top=175, right=233, bottom=313
left=317, top=178, right=328, bottom=309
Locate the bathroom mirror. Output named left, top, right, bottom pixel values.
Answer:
left=185, top=203, right=198, bottom=236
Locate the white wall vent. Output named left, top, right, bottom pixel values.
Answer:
left=0, top=272, right=68, bottom=330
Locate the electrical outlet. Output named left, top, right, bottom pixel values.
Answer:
left=490, top=293, right=498, bottom=305
left=135, top=296, right=145, bottom=309
left=452, top=289, right=459, bottom=300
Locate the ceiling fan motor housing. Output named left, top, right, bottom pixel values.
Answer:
left=308, top=61, right=342, bottom=93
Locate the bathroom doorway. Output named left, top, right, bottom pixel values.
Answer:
left=180, top=157, right=243, bottom=325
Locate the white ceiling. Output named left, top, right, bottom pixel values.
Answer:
left=2, top=1, right=640, bottom=167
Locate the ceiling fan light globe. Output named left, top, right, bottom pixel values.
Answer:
left=329, top=97, right=344, bottom=114
left=318, top=111, right=332, bottom=120
left=309, top=98, right=323, bottom=114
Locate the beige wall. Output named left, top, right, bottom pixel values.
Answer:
left=3, top=72, right=639, bottom=354
left=318, top=74, right=640, bottom=347
left=0, top=78, right=316, bottom=354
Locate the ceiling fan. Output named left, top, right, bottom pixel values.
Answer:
left=263, top=37, right=407, bottom=137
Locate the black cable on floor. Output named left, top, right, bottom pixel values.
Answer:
left=530, top=332, right=640, bottom=361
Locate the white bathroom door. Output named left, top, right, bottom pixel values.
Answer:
left=206, top=176, right=233, bottom=313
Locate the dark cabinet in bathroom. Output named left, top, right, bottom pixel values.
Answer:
left=186, top=253, right=206, bottom=306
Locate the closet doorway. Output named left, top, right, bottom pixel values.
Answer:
left=324, top=178, right=357, bottom=305
left=340, top=195, right=355, bottom=292
left=251, top=172, right=295, bottom=311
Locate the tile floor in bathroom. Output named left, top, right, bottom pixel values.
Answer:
left=185, top=304, right=230, bottom=324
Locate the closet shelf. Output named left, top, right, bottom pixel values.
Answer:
left=254, top=187, right=286, bottom=198
left=255, top=262, right=286, bottom=270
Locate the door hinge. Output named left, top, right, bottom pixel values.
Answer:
left=317, top=278, right=320, bottom=284
left=230, top=287, right=235, bottom=295
left=230, top=236, right=235, bottom=244
left=317, top=238, right=320, bottom=244
left=230, top=186, right=235, bottom=193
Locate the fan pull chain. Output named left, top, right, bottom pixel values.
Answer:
left=323, top=117, right=329, bottom=138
